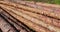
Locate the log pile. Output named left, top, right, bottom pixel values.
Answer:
left=0, top=0, right=60, bottom=32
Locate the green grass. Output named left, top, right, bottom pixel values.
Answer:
left=54, top=0, right=60, bottom=4
left=26, top=0, right=60, bottom=4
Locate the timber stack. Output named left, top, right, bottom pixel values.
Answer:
left=0, top=0, right=60, bottom=32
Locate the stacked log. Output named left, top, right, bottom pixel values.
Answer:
left=0, top=0, right=60, bottom=32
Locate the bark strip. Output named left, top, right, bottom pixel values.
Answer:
left=0, top=1, right=60, bottom=19
left=0, top=13, right=18, bottom=32
left=0, top=4, right=55, bottom=31
left=5, top=5, right=60, bottom=28
left=1, top=8, right=35, bottom=32
left=0, top=11, right=27, bottom=32
left=0, top=5, right=52, bottom=32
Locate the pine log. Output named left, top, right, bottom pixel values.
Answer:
left=8, top=6, right=60, bottom=28
left=1, top=9, right=35, bottom=32
left=0, top=1, right=60, bottom=19
left=1, top=4, right=60, bottom=32
left=0, top=11, right=27, bottom=32
left=0, top=5, right=52, bottom=32
left=0, top=14, right=18, bottom=32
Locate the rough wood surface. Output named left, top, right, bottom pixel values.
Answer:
left=0, top=11, right=27, bottom=32
left=0, top=1, right=60, bottom=19
left=0, top=0, right=60, bottom=32
left=1, top=9, right=35, bottom=32
left=0, top=5, right=52, bottom=32
left=3, top=5, right=60, bottom=28
left=0, top=14, right=17, bottom=32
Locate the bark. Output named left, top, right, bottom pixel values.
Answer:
left=1, top=9, right=35, bottom=32
left=0, top=13, right=18, bottom=32
left=0, top=5, right=53, bottom=32
left=0, top=4, right=55, bottom=31
left=9, top=6, right=60, bottom=28
left=0, top=11, right=27, bottom=32
left=0, top=1, right=60, bottom=32
left=1, top=0, right=60, bottom=14
left=0, top=1, right=60, bottom=19
left=2, top=9, right=33, bottom=32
